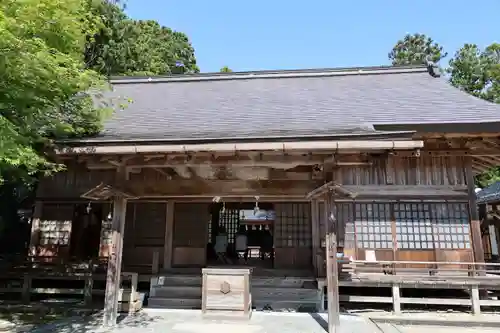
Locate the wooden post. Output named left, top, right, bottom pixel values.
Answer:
left=470, top=285, right=481, bottom=315
left=103, top=167, right=128, bottom=327
left=163, top=201, right=175, bottom=269
left=84, top=259, right=94, bottom=306
left=464, top=157, right=485, bottom=265
left=129, top=272, right=138, bottom=315
left=22, top=274, right=31, bottom=303
left=152, top=250, right=160, bottom=274
left=29, top=201, right=43, bottom=256
left=311, top=200, right=320, bottom=276
left=392, top=284, right=401, bottom=314
left=325, top=194, right=339, bottom=333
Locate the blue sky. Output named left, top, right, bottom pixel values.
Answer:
left=126, top=0, right=499, bottom=73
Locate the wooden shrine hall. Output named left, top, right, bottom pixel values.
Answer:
left=31, top=64, right=500, bottom=326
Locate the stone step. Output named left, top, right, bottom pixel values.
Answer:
left=147, top=297, right=202, bottom=309
left=252, top=287, right=319, bottom=301
left=253, top=277, right=316, bottom=288
left=253, top=300, right=318, bottom=312
left=147, top=297, right=318, bottom=312
left=151, top=285, right=201, bottom=299
left=151, top=285, right=317, bottom=301
left=155, top=275, right=201, bottom=287
left=154, top=275, right=316, bottom=288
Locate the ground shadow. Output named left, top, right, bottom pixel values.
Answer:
left=308, top=310, right=365, bottom=332
left=309, top=312, right=328, bottom=332
left=0, top=304, right=162, bottom=333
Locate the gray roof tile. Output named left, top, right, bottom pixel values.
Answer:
left=477, top=181, right=500, bottom=204
left=88, top=65, right=500, bottom=142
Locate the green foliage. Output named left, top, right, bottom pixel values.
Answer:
left=0, top=0, right=108, bottom=183
left=390, top=35, right=500, bottom=186
left=220, top=66, right=233, bottom=73
left=448, top=43, right=500, bottom=186
left=389, top=33, right=447, bottom=66
left=448, top=43, right=500, bottom=103
left=475, top=167, right=500, bottom=188
left=85, top=1, right=199, bottom=76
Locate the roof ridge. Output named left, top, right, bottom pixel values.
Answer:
left=109, top=65, right=431, bottom=84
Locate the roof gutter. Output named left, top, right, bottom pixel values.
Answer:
left=56, top=140, right=424, bottom=155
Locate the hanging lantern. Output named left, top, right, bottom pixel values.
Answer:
left=254, top=196, right=260, bottom=215
left=107, top=202, right=113, bottom=220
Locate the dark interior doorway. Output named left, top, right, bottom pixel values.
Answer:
left=70, top=203, right=103, bottom=260
left=207, top=202, right=275, bottom=268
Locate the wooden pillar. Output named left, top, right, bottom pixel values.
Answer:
left=103, top=168, right=128, bottom=327
left=29, top=201, right=43, bottom=256
left=464, top=157, right=485, bottom=265
left=163, top=201, right=175, bottom=269
left=311, top=200, right=320, bottom=276
left=325, top=194, right=339, bottom=333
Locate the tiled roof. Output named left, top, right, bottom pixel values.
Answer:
left=84, top=65, right=500, bottom=143
left=477, top=181, right=500, bottom=204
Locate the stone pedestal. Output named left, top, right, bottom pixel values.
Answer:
left=201, top=268, right=252, bottom=319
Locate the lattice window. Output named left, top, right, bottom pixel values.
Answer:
left=395, top=202, right=434, bottom=249
left=335, top=203, right=354, bottom=249
left=430, top=202, right=470, bottom=249
left=38, top=203, right=73, bottom=245
left=218, top=209, right=240, bottom=244
left=274, top=203, right=311, bottom=248
left=354, top=202, right=392, bottom=249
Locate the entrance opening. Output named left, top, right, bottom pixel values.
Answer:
left=207, top=202, right=275, bottom=268
left=69, top=203, right=102, bottom=260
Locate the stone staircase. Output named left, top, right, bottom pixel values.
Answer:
left=148, top=271, right=320, bottom=312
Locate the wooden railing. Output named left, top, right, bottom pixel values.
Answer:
left=318, top=259, right=500, bottom=315
left=0, top=255, right=139, bottom=312
left=340, top=259, right=500, bottom=279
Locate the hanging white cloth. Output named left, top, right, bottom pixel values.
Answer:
left=235, top=234, right=248, bottom=252
left=214, top=234, right=228, bottom=253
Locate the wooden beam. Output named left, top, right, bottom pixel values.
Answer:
left=340, top=185, right=468, bottom=198
left=125, top=179, right=323, bottom=198
left=473, top=159, right=495, bottom=173
left=57, top=139, right=424, bottom=155
left=474, top=156, right=499, bottom=167
left=103, top=167, right=128, bottom=327
left=395, top=148, right=500, bottom=157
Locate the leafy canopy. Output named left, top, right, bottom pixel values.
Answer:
left=390, top=34, right=500, bottom=187
left=448, top=43, right=500, bottom=103
left=85, top=1, right=199, bottom=76
left=389, top=33, right=447, bottom=66
left=220, top=66, right=233, bottom=73
left=0, top=0, right=108, bottom=182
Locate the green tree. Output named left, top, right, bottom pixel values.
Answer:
left=0, top=0, right=109, bottom=182
left=475, top=167, right=500, bottom=188
left=220, top=66, right=233, bottom=73
left=389, top=33, right=447, bottom=66
left=85, top=1, right=199, bottom=76
left=448, top=43, right=500, bottom=103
